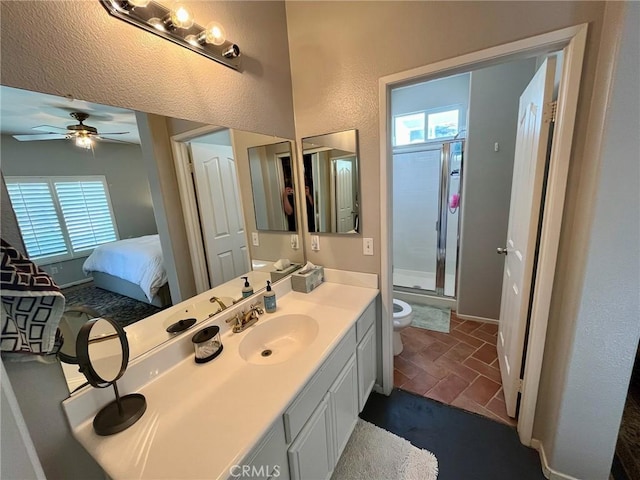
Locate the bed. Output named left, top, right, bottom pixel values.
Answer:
left=82, top=234, right=171, bottom=308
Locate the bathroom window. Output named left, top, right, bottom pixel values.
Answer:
left=427, top=108, right=459, bottom=140
left=6, top=176, right=118, bottom=263
left=394, top=107, right=460, bottom=147
left=394, top=113, right=425, bottom=146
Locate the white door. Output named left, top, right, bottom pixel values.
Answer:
left=190, top=143, right=249, bottom=287
left=334, top=158, right=355, bottom=233
left=497, top=57, right=556, bottom=417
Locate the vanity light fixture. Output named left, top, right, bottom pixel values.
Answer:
left=101, top=0, right=241, bottom=70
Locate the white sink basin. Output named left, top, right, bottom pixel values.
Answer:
left=238, top=314, right=319, bottom=365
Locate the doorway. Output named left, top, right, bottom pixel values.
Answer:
left=391, top=74, right=468, bottom=299
left=379, top=24, right=588, bottom=447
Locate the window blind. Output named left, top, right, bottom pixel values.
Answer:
left=6, top=176, right=118, bottom=263
left=54, top=180, right=117, bottom=252
left=6, top=182, right=68, bottom=259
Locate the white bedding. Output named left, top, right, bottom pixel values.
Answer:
left=83, top=234, right=167, bottom=302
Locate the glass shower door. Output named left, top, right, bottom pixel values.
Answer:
left=392, top=148, right=442, bottom=291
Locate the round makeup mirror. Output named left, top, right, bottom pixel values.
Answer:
left=58, top=306, right=102, bottom=364
left=76, top=317, right=146, bottom=435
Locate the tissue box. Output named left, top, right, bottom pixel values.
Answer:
left=270, top=264, right=301, bottom=283
left=291, top=266, right=324, bottom=293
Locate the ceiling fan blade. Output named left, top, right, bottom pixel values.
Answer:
left=32, top=125, right=69, bottom=133
left=13, top=134, right=67, bottom=142
left=96, top=131, right=130, bottom=135
left=96, top=136, right=138, bottom=145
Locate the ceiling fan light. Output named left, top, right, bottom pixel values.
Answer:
left=75, top=135, right=93, bottom=149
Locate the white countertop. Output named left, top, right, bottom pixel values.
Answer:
left=67, top=280, right=378, bottom=479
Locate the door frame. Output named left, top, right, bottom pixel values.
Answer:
left=379, top=24, right=587, bottom=445
left=171, top=125, right=231, bottom=294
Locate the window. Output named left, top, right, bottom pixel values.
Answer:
left=394, top=113, right=425, bottom=146
left=427, top=109, right=459, bottom=140
left=6, top=176, right=118, bottom=263
left=393, top=107, right=461, bottom=147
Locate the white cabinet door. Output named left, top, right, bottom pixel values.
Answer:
left=329, top=355, right=359, bottom=460
left=288, top=394, right=333, bottom=480
left=357, top=325, right=376, bottom=412
left=239, top=418, right=289, bottom=480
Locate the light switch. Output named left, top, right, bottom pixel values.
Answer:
left=290, top=234, right=299, bottom=250
left=311, top=235, right=320, bottom=251
left=494, top=142, right=500, bottom=152
left=363, top=238, right=374, bottom=256
left=252, top=232, right=259, bottom=246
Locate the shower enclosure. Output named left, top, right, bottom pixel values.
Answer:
left=393, top=139, right=464, bottom=297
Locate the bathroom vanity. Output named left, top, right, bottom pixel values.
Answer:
left=62, top=270, right=378, bottom=480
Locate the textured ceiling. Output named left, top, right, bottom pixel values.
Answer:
left=0, top=85, right=140, bottom=144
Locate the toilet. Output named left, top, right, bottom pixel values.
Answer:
left=393, top=299, right=413, bottom=355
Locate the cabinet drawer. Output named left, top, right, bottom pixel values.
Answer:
left=284, top=326, right=356, bottom=443
left=356, top=301, right=376, bottom=343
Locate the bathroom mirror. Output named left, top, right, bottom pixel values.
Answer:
left=0, top=84, right=306, bottom=391
left=248, top=141, right=296, bottom=231
left=76, top=317, right=147, bottom=435
left=302, top=129, right=360, bottom=234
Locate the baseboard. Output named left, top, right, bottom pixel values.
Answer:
left=455, top=313, right=499, bottom=325
left=59, top=278, right=92, bottom=289
left=531, top=438, right=581, bottom=480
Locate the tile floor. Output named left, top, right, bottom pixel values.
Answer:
left=393, top=311, right=517, bottom=426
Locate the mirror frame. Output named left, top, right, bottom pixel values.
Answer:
left=301, top=129, right=361, bottom=235
left=76, top=317, right=128, bottom=389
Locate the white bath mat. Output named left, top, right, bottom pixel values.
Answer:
left=331, top=419, right=438, bottom=480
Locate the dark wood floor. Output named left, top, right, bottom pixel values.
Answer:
left=360, top=389, right=545, bottom=480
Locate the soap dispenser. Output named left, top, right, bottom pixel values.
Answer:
left=263, top=281, right=276, bottom=313
left=241, top=276, right=253, bottom=298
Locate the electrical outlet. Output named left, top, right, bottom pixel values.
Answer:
left=50, top=266, right=58, bottom=274
left=311, top=235, right=320, bottom=251
left=363, top=238, right=374, bottom=256
left=252, top=232, right=259, bottom=246
left=290, top=234, right=299, bottom=250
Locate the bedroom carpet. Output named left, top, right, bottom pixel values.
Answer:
left=62, top=282, right=166, bottom=327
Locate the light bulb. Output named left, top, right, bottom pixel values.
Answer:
left=75, top=135, right=93, bottom=149
left=169, top=3, right=194, bottom=29
left=203, top=21, right=225, bottom=45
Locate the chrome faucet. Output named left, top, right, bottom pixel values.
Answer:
left=226, top=303, right=264, bottom=333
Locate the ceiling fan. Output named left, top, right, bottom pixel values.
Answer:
left=12, top=112, right=131, bottom=149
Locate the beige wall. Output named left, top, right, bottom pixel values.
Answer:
left=286, top=1, right=604, bottom=276
left=0, top=1, right=295, bottom=139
